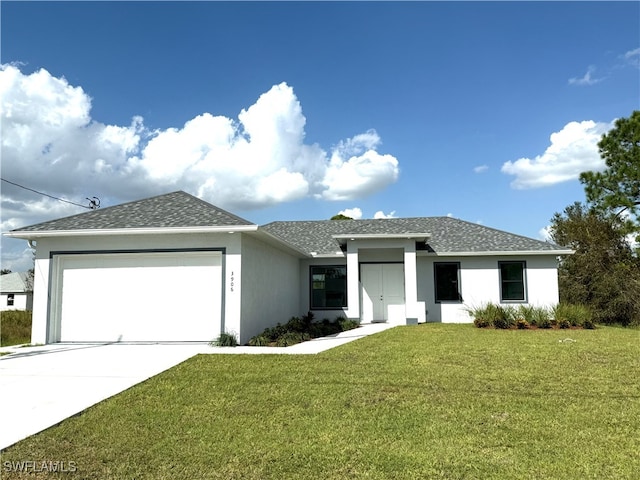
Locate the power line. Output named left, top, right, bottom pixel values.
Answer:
left=1, top=177, right=99, bottom=210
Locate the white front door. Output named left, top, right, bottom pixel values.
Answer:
left=361, top=263, right=405, bottom=322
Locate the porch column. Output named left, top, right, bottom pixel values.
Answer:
left=345, top=241, right=360, bottom=321
left=403, top=242, right=421, bottom=324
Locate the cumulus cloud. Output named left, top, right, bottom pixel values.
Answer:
left=501, top=119, right=614, bottom=189
left=337, top=207, right=363, bottom=220
left=374, top=210, right=396, bottom=219
left=0, top=64, right=400, bottom=269
left=473, top=164, right=488, bottom=173
left=319, top=130, right=399, bottom=201
left=568, top=66, right=604, bottom=86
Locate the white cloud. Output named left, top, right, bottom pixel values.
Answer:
left=501, top=119, right=614, bottom=189
left=623, top=47, right=640, bottom=68
left=319, top=130, right=399, bottom=201
left=0, top=64, right=400, bottom=269
left=568, top=66, right=604, bottom=86
left=473, top=164, right=488, bottom=173
left=374, top=210, right=396, bottom=219
left=338, top=207, right=363, bottom=220
left=538, top=225, right=553, bottom=242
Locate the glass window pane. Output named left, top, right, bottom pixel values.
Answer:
left=310, top=266, right=347, bottom=309
left=435, top=263, right=460, bottom=302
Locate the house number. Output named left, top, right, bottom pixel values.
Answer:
left=230, top=271, right=235, bottom=292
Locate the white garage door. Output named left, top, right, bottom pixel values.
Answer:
left=55, top=251, right=222, bottom=342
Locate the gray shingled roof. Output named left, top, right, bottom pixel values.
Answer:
left=260, top=217, right=566, bottom=255
left=0, top=272, right=32, bottom=293
left=11, top=191, right=254, bottom=232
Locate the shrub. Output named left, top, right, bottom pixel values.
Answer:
left=492, top=305, right=516, bottom=329
left=553, top=304, right=593, bottom=328
left=468, top=303, right=504, bottom=328
left=248, top=314, right=358, bottom=347
left=210, top=332, right=238, bottom=347
left=247, top=335, right=270, bottom=346
left=338, top=317, right=360, bottom=331
left=530, top=306, right=551, bottom=328
left=516, top=318, right=529, bottom=329
left=275, top=331, right=310, bottom=347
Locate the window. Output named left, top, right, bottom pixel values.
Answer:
left=310, top=266, right=347, bottom=309
left=499, top=261, right=526, bottom=302
left=434, top=262, right=461, bottom=302
left=7, top=294, right=14, bottom=306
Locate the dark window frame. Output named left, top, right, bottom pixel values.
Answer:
left=499, top=261, right=527, bottom=302
left=309, top=265, right=348, bottom=310
left=434, top=262, right=462, bottom=303
left=7, top=293, right=15, bottom=306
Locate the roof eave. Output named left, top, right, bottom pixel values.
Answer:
left=419, top=249, right=575, bottom=257
left=4, top=224, right=258, bottom=239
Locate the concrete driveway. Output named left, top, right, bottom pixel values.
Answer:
left=0, top=343, right=209, bottom=450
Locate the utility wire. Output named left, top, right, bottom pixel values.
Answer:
left=1, top=177, right=98, bottom=210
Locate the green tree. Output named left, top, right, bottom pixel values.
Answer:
left=551, top=203, right=640, bottom=326
left=330, top=214, right=353, bottom=220
left=580, top=110, right=640, bottom=238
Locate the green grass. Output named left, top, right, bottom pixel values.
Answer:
left=2, top=324, right=639, bottom=479
left=0, top=310, right=32, bottom=346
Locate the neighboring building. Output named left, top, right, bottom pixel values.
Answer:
left=4, top=191, right=572, bottom=345
left=0, top=272, right=34, bottom=311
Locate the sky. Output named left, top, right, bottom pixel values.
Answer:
left=1, top=1, right=639, bottom=271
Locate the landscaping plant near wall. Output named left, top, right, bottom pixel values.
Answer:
left=468, top=303, right=595, bottom=330
left=248, top=311, right=360, bottom=347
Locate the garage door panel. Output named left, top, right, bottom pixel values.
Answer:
left=57, top=252, right=222, bottom=342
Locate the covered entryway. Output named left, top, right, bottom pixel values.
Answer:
left=361, top=263, right=405, bottom=322
left=50, top=251, right=223, bottom=342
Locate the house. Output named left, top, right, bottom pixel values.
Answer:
left=0, top=272, right=34, bottom=311
left=4, top=191, right=572, bottom=344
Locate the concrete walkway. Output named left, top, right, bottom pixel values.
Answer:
left=0, top=322, right=395, bottom=450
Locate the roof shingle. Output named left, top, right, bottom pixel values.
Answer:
left=260, top=217, right=566, bottom=255
left=12, top=191, right=254, bottom=232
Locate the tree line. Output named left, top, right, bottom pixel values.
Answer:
left=550, top=110, right=640, bottom=326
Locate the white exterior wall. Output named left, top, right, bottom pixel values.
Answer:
left=239, top=235, right=300, bottom=344
left=29, top=232, right=242, bottom=344
left=0, top=293, right=33, bottom=311
left=417, top=254, right=561, bottom=323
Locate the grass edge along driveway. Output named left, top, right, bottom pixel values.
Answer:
left=2, top=324, right=639, bottom=479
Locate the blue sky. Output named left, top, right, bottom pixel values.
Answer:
left=1, top=1, right=639, bottom=271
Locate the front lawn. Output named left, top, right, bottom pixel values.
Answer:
left=2, top=324, right=639, bottom=479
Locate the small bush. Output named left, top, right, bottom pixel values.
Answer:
left=516, top=318, right=529, bottom=329
left=210, top=332, right=239, bottom=347
left=275, top=331, right=310, bottom=347
left=553, top=304, right=592, bottom=328
left=338, top=317, right=360, bottom=331
left=248, top=314, right=358, bottom=347
left=247, top=335, right=270, bottom=346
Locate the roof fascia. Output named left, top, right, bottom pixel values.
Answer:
left=4, top=224, right=258, bottom=239
left=419, top=249, right=575, bottom=257
left=332, top=233, right=431, bottom=241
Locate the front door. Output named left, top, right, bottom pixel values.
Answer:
left=361, top=263, right=405, bottom=322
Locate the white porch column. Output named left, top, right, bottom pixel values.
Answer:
left=345, top=241, right=360, bottom=320
left=403, top=241, right=422, bottom=324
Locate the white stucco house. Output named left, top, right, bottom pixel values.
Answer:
left=4, top=191, right=572, bottom=345
left=0, top=272, right=34, bottom=311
